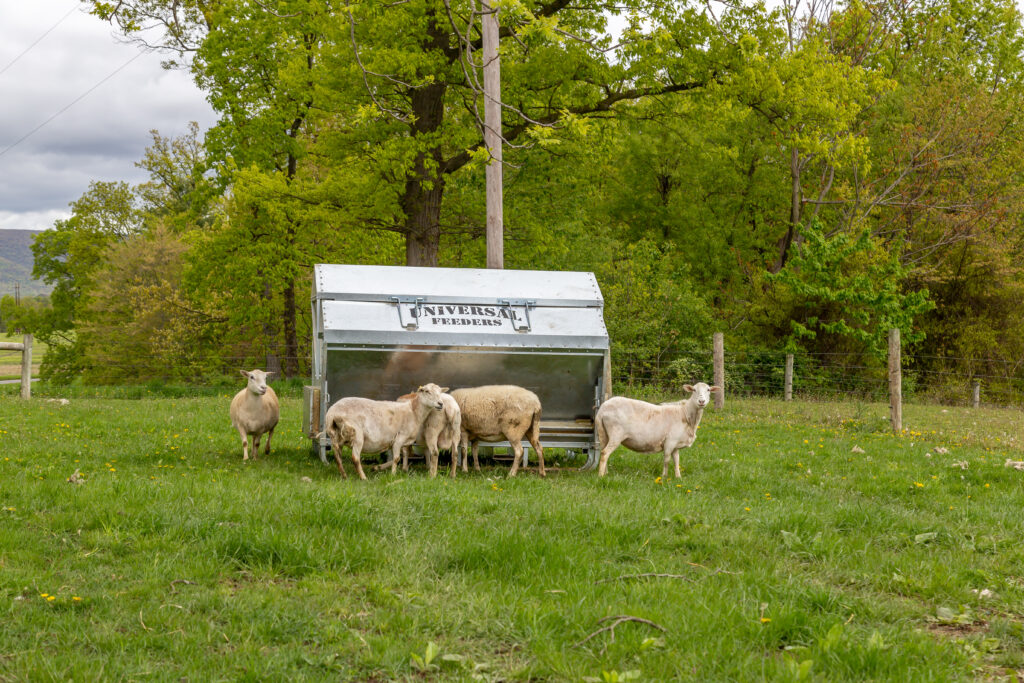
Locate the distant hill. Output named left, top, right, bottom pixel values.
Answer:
left=0, top=230, right=50, bottom=298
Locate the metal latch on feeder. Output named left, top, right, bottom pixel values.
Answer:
left=498, top=299, right=535, bottom=332
left=389, top=296, right=425, bottom=329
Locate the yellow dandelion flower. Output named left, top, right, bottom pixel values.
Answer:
left=744, top=507, right=751, bottom=511
left=760, top=617, right=771, bottom=623
left=46, top=596, right=55, bottom=602
left=914, top=482, right=924, bottom=488
left=72, top=597, right=82, bottom=602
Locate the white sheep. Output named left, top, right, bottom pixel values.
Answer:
left=449, top=385, right=545, bottom=477
left=321, top=383, right=447, bottom=480
left=594, top=382, right=720, bottom=477
left=230, top=369, right=280, bottom=461
left=396, top=391, right=463, bottom=478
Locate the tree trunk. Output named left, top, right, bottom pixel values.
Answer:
left=773, top=147, right=803, bottom=273
left=399, top=17, right=448, bottom=267
left=280, top=150, right=299, bottom=378
left=262, top=280, right=282, bottom=376
left=282, top=279, right=298, bottom=378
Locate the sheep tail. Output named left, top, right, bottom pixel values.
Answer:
left=325, top=416, right=356, bottom=444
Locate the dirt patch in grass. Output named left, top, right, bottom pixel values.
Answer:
left=927, top=620, right=990, bottom=637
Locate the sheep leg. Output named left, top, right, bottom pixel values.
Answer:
left=401, top=445, right=410, bottom=472
left=459, top=431, right=470, bottom=472
left=508, top=440, right=524, bottom=477
left=390, top=441, right=403, bottom=474
left=329, top=436, right=347, bottom=479
left=527, top=432, right=546, bottom=478
left=597, top=434, right=623, bottom=477
left=472, top=441, right=481, bottom=472
left=673, top=448, right=682, bottom=479
left=350, top=435, right=368, bottom=480
left=662, top=449, right=672, bottom=479
left=237, top=426, right=250, bottom=461
left=427, top=443, right=440, bottom=478
left=252, top=434, right=261, bottom=461
left=264, top=428, right=273, bottom=455
left=449, top=447, right=458, bottom=478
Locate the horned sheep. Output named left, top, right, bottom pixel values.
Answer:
left=595, top=382, right=720, bottom=478
left=450, top=385, right=545, bottom=477
left=230, top=369, right=280, bottom=461
left=321, top=383, right=447, bottom=480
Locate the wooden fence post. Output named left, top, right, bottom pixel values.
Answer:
left=784, top=353, right=794, bottom=401
left=20, top=334, right=32, bottom=399
left=971, top=379, right=980, bottom=408
left=888, top=328, right=902, bottom=434
left=1, top=336, right=32, bottom=399
left=713, top=332, right=725, bottom=409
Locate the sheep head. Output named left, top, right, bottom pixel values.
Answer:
left=683, top=382, right=720, bottom=409
left=240, top=369, right=274, bottom=396
left=416, top=383, right=447, bottom=411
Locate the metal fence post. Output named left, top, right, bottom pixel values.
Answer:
left=888, top=328, right=902, bottom=434
left=713, top=332, right=725, bottom=409
left=784, top=353, right=794, bottom=401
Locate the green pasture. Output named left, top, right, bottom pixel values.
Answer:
left=1, top=392, right=1024, bottom=681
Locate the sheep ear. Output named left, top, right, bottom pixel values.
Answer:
left=683, top=384, right=694, bottom=392
left=239, top=369, right=250, bottom=379
left=710, top=385, right=722, bottom=392
left=441, top=387, right=449, bottom=393
left=265, top=371, right=276, bottom=379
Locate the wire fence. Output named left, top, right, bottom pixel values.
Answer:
left=611, top=347, right=1024, bottom=408
left=4, top=342, right=1024, bottom=408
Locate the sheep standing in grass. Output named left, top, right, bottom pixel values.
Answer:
left=396, top=391, right=462, bottom=478
left=321, top=383, right=447, bottom=480
left=230, top=369, right=280, bottom=461
left=450, top=385, right=545, bottom=477
left=594, top=382, right=720, bottom=478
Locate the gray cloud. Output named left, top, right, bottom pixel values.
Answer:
left=0, top=2, right=216, bottom=230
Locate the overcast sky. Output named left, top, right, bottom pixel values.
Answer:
left=0, top=2, right=216, bottom=232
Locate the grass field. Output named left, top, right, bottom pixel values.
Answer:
left=2, top=391, right=1024, bottom=681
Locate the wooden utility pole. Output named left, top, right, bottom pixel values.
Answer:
left=888, top=328, right=902, bottom=434
left=712, top=332, right=725, bottom=409
left=482, top=0, right=503, bottom=269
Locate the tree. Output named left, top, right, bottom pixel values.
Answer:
left=78, top=226, right=221, bottom=383
left=23, top=181, right=143, bottom=380
left=87, top=0, right=768, bottom=265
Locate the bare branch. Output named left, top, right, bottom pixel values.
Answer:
left=573, top=615, right=667, bottom=654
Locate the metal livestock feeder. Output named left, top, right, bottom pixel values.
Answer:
left=304, top=264, right=611, bottom=469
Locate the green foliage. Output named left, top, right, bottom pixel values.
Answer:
left=77, top=227, right=223, bottom=384
left=32, top=0, right=1019, bottom=395
left=768, top=220, right=934, bottom=357
left=597, top=239, right=713, bottom=361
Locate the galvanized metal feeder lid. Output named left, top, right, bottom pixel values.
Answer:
left=314, top=264, right=603, bottom=307
left=313, top=264, right=608, bottom=350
